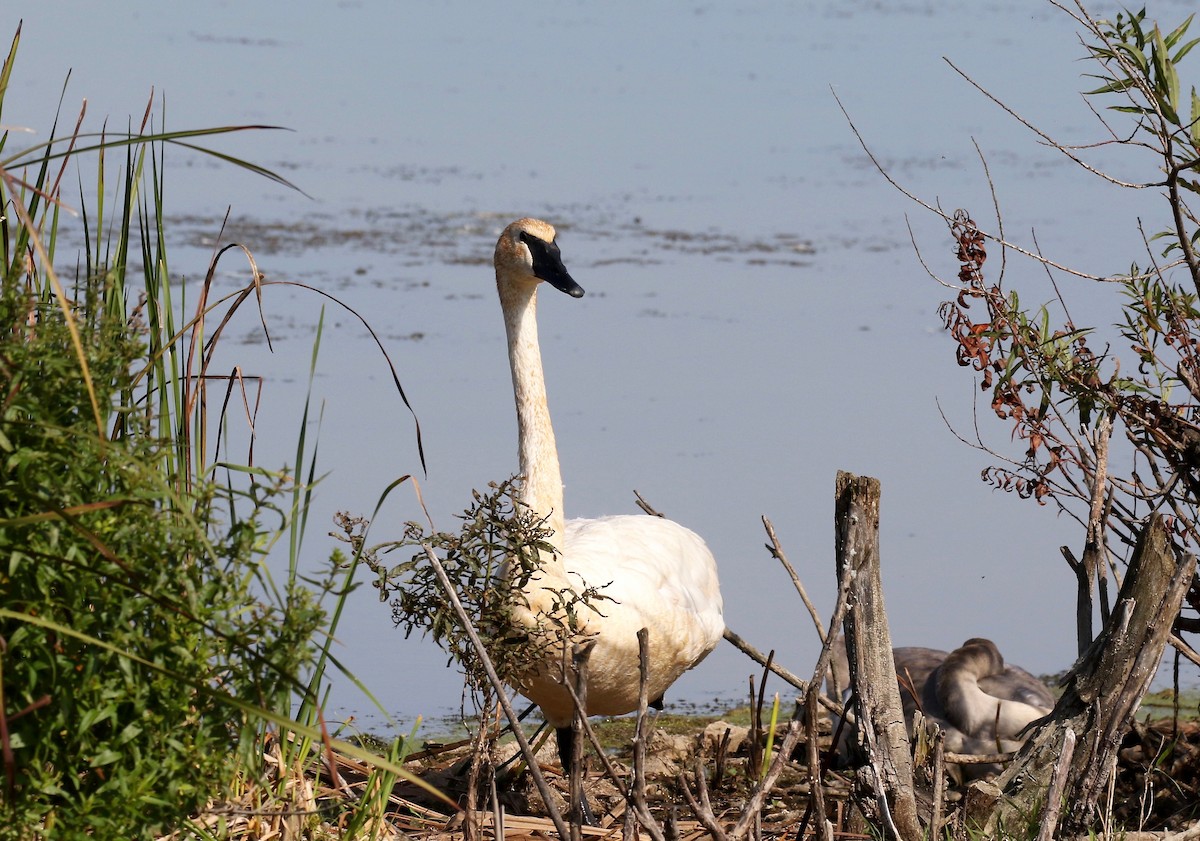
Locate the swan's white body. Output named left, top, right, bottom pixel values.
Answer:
left=831, top=637, right=1053, bottom=781
left=493, top=218, right=724, bottom=731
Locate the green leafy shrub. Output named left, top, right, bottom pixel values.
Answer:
left=0, top=16, right=439, bottom=837
left=0, top=25, right=336, bottom=838
left=931, top=8, right=1200, bottom=634
left=0, top=274, right=324, bottom=838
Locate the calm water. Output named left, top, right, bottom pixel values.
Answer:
left=6, top=1, right=1192, bottom=733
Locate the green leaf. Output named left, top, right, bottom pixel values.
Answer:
left=1165, top=13, right=1195, bottom=50
left=1117, top=40, right=1150, bottom=71
left=116, top=722, right=144, bottom=745
left=1152, top=27, right=1181, bottom=121
left=1085, top=76, right=1137, bottom=96
left=1191, top=86, right=1200, bottom=146
left=1173, top=34, right=1200, bottom=64
left=90, top=748, right=123, bottom=766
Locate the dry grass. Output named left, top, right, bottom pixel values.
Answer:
left=160, top=705, right=1200, bottom=841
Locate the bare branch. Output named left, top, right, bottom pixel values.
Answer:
left=943, top=57, right=1154, bottom=189
left=833, top=89, right=1178, bottom=284
left=418, top=543, right=573, bottom=841
left=760, top=516, right=824, bottom=640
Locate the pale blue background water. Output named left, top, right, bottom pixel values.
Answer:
left=5, top=1, right=1192, bottom=733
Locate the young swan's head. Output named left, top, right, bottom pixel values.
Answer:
left=494, top=218, right=585, bottom=298
left=935, top=638, right=1006, bottom=708
left=952, top=638, right=1006, bottom=678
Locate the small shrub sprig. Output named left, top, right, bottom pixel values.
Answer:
left=349, top=479, right=609, bottom=708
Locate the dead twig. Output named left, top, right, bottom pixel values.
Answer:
left=761, top=516, right=825, bottom=641
left=721, top=628, right=843, bottom=718
left=796, top=543, right=857, bottom=841
left=559, top=631, right=667, bottom=841
left=1035, top=727, right=1076, bottom=841
left=633, top=490, right=664, bottom=517
left=728, top=716, right=805, bottom=840
left=930, top=727, right=947, bottom=839
left=570, top=642, right=594, bottom=835
left=419, top=543, right=573, bottom=841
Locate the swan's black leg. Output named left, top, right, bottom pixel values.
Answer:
left=556, top=726, right=597, bottom=825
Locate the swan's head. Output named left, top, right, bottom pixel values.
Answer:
left=494, top=217, right=585, bottom=298
left=960, top=638, right=1003, bottom=664
left=948, top=638, right=1005, bottom=678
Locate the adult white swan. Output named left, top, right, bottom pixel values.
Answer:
left=492, top=218, right=724, bottom=816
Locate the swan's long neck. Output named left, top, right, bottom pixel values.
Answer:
left=499, top=276, right=567, bottom=555
left=936, top=643, right=1044, bottom=737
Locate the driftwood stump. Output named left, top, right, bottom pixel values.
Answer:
left=835, top=471, right=922, bottom=841
left=968, top=514, right=1195, bottom=837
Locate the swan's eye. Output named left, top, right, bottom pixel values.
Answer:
left=520, top=232, right=563, bottom=273
left=519, top=230, right=583, bottom=297
left=519, top=231, right=557, bottom=264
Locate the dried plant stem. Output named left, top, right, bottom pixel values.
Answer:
left=729, top=717, right=805, bottom=840
left=560, top=631, right=667, bottom=841
left=492, top=777, right=505, bottom=841
left=569, top=642, right=593, bottom=837
left=418, top=544, right=572, bottom=841
left=942, top=750, right=1019, bottom=766
left=750, top=657, right=774, bottom=782
left=685, top=725, right=799, bottom=840
left=680, top=756, right=728, bottom=840
left=761, top=516, right=825, bottom=640
left=630, top=628, right=667, bottom=841
left=802, top=694, right=829, bottom=841
left=633, top=490, right=664, bottom=517
left=721, top=628, right=843, bottom=718
left=463, top=706, right=487, bottom=841
left=930, top=727, right=947, bottom=838
left=1035, top=727, right=1076, bottom=841
left=833, top=88, right=1150, bottom=284
left=796, top=534, right=857, bottom=841
left=1075, top=415, right=1115, bottom=653
left=676, top=690, right=806, bottom=840
left=1170, top=633, right=1200, bottom=668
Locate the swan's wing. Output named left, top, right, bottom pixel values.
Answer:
left=979, top=666, right=1055, bottom=711
left=563, top=514, right=724, bottom=662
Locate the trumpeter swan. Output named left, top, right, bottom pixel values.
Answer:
left=492, top=218, right=724, bottom=815
left=830, top=637, right=1053, bottom=781
left=931, top=638, right=1051, bottom=741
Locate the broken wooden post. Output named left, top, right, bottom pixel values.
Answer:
left=835, top=471, right=921, bottom=841
left=970, top=514, right=1195, bottom=836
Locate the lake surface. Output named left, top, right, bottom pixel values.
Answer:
left=6, top=0, right=1194, bottom=734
